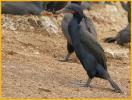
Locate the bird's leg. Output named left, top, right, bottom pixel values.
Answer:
left=63, top=42, right=74, bottom=62
left=102, top=71, right=123, bottom=93
left=107, top=77, right=123, bottom=93
left=84, top=78, right=92, bottom=87
left=63, top=53, right=71, bottom=61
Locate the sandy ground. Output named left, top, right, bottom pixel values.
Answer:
left=1, top=3, right=130, bottom=98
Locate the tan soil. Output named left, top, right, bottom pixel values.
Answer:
left=1, top=3, right=130, bottom=98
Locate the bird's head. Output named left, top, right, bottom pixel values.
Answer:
left=56, top=3, right=83, bottom=18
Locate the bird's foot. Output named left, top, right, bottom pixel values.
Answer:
left=62, top=53, right=71, bottom=62
left=59, top=58, right=71, bottom=62
left=58, top=54, right=71, bottom=62
left=62, top=58, right=69, bottom=62
left=82, top=78, right=92, bottom=88
left=58, top=57, right=68, bottom=62
left=81, top=83, right=92, bottom=88
left=113, top=89, right=123, bottom=93
left=83, top=84, right=92, bottom=88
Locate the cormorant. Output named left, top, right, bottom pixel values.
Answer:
left=56, top=4, right=122, bottom=93
left=104, top=24, right=130, bottom=46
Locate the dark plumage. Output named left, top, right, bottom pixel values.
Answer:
left=57, top=4, right=122, bottom=93
left=104, top=24, right=130, bottom=46
left=60, top=3, right=97, bottom=61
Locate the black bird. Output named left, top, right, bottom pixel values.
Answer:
left=104, top=2, right=130, bottom=46
left=57, top=4, right=122, bottom=93
left=104, top=24, right=130, bottom=46
left=59, top=3, right=97, bottom=61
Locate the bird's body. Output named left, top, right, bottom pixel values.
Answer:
left=105, top=24, right=130, bottom=46
left=58, top=3, right=122, bottom=93
left=116, top=24, right=130, bottom=45
left=68, top=15, right=107, bottom=77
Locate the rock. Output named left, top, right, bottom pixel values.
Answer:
left=105, top=48, right=129, bottom=59
left=40, top=16, right=60, bottom=35
left=105, top=5, right=118, bottom=13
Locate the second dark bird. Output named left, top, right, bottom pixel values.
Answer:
left=56, top=4, right=122, bottom=93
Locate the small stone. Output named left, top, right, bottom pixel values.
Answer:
left=105, top=48, right=129, bottom=59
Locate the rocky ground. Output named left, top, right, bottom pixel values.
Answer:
left=1, top=3, right=130, bottom=98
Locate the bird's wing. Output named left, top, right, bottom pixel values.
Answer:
left=81, top=15, right=97, bottom=38
left=79, top=29, right=107, bottom=70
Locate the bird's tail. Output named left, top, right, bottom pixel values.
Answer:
left=106, top=76, right=123, bottom=93
left=104, top=37, right=116, bottom=43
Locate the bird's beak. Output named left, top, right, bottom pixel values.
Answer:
left=55, top=9, right=74, bottom=14
left=55, top=9, right=65, bottom=14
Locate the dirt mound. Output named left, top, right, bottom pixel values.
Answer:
left=2, top=3, right=130, bottom=98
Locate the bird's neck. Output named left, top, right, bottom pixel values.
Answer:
left=73, top=13, right=83, bottom=24
left=68, top=17, right=81, bottom=45
left=68, top=14, right=83, bottom=34
left=68, top=17, right=80, bottom=34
